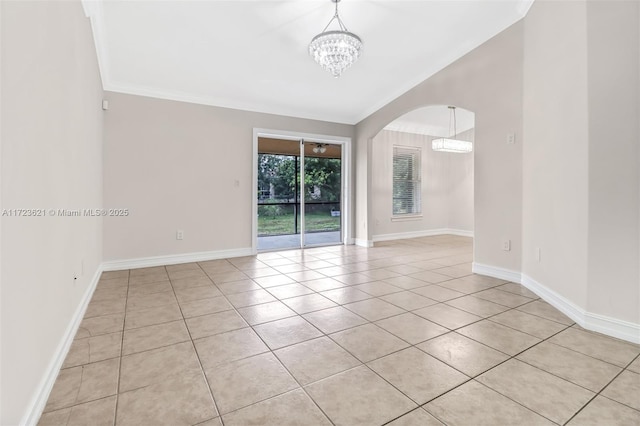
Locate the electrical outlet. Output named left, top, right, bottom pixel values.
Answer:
left=507, top=133, right=516, bottom=144
left=502, top=239, right=511, bottom=251
left=176, top=230, right=184, bottom=240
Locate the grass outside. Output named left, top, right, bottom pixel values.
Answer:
left=258, top=212, right=340, bottom=236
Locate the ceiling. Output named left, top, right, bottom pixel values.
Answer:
left=384, top=105, right=475, bottom=137
left=82, top=0, right=533, bottom=125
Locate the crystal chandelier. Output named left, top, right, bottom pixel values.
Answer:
left=309, top=0, right=362, bottom=78
left=432, top=106, right=473, bottom=153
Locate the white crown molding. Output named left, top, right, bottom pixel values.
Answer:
left=21, top=266, right=103, bottom=426
left=102, top=247, right=254, bottom=271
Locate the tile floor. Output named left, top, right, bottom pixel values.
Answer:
left=39, top=235, right=640, bottom=426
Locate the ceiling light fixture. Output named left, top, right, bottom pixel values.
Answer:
left=432, top=106, right=473, bottom=153
left=309, top=0, right=362, bottom=78
left=313, top=144, right=327, bottom=154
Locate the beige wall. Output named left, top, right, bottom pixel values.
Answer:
left=585, top=1, right=639, bottom=324
left=103, top=92, right=354, bottom=261
left=356, top=22, right=523, bottom=272
left=371, top=129, right=473, bottom=238
left=1, top=1, right=104, bottom=424
left=522, top=0, right=589, bottom=307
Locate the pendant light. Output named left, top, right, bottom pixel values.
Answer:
left=432, top=106, right=473, bottom=153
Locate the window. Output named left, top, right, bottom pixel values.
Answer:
left=392, top=146, right=421, bottom=215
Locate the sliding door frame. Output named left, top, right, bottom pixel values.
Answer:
left=252, top=128, right=351, bottom=254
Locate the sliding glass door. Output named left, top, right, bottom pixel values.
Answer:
left=257, top=137, right=342, bottom=251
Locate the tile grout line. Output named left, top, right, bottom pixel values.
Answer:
left=112, top=268, right=130, bottom=426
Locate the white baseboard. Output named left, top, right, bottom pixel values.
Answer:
left=373, top=228, right=474, bottom=242
left=102, top=247, right=254, bottom=271
left=21, top=265, right=103, bottom=426
left=471, top=264, right=640, bottom=344
left=521, top=274, right=640, bottom=344
left=472, top=262, right=522, bottom=284
left=354, top=238, right=373, bottom=248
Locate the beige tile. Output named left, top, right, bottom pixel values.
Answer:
left=76, top=313, right=124, bottom=339
left=413, top=303, right=482, bottom=329
left=282, top=293, right=337, bottom=314
left=180, top=296, right=233, bottom=318
left=254, top=316, right=322, bottom=350
left=344, top=298, right=405, bottom=321
left=408, top=270, right=451, bottom=284
left=45, top=358, right=119, bottom=412
left=206, top=352, right=298, bottom=414
left=437, top=278, right=499, bottom=295
left=129, top=266, right=166, bottom=276
left=387, top=409, right=444, bottom=426
left=91, top=286, right=128, bottom=301
left=300, top=277, right=346, bottom=292
left=215, top=279, right=261, bottom=295
left=125, top=290, right=176, bottom=312
left=253, top=274, right=296, bottom=288
left=195, top=418, right=223, bottom=426
left=472, top=288, right=534, bottom=308
left=194, top=328, right=268, bottom=370
left=39, top=396, right=117, bottom=426
left=477, top=359, right=594, bottom=424
left=274, top=336, right=360, bottom=385
left=124, top=302, right=182, bottom=329
left=167, top=268, right=207, bottom=280
left=274, top=263, right=308, bottom=274
left=457, top=320, right=540, bottom=355
left=330, top=323, right=409, bottom=362
left=126, top=280, right=172, bottom=296
left=165, top=262, right=201, bottom=272
left=369, top=347, right=468, bottom=404
left=101, top=270, right=129, bottom=280
left=628, top=356, right=640, bottom=373
left=243, top=267, right=279, bottom=278
left=186, top=310, right=248, bottom=339
left=380, top=291, right=438, bottom=311
left=170, top=276, right=214, bottom=290
left=120, top=342, right=202, bottom=392
left=175, top=285, right=222, bottom=303
left=333, top=272, right=375, bottom=285
left=84, top=297, right=126, bottom=318
left=376, top=312, right=448, bottom=344
left=549, top=327, right=640, bottom=367
left=305, top=365, right=416, bottom=425
left=237, top=301, right=297, bottom=325
left=489, top=309, right=567, bottom=339
left=63, top=332, right=122, bottom=368
left=116, top=370, right=216, bottom=426
left=360, top=268, right=401, bottom=280
left=425, top=380, right=554, bottom=426
left=602, top=370, right=640, bottom=410
left=122, top=320, right=190, bottom=355
left=128, top=272, right=169, bottom=286
left=566, top=395, right=640, bottom=426
left=303, top=306, right=367, bottom=334
left=411, top=285, right=465, bottom=302
left=352, top=281, right=403, bottom=297
left=433, top=266, right=472, bottom=279
left=96, top=277, right=128, bottom=290
left=207, top=270, right=249, bottom=284
left=222, top=389, right=331, bottom=426
left=320, top=287, right=373, bottom=304
left=445, top=295, right=510, bottom=317
left=516, top=300, right=574, bottom=325
left=518, top=341, right=622, bottom=392
left=226, top=289, right=276, bottom=308
left=266, top=283, right=314, bottom=299
left=285, top=269, right=327, bottom=282
left=316, top=265, right=351, bottom=277
left=384, top=275, right=432, bottom=290
left=497, top=282, right=538, bottom=298
left=417, top=332, right=509, bottom=377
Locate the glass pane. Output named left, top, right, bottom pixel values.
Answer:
left=303, top=145, right=341, bottom=246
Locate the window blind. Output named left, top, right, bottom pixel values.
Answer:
left=392, top=146, right=421, bottom=215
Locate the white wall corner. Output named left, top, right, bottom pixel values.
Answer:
left=101, top=247, right=254, bottom=271
left=21, top=266, right=103, bottom=426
